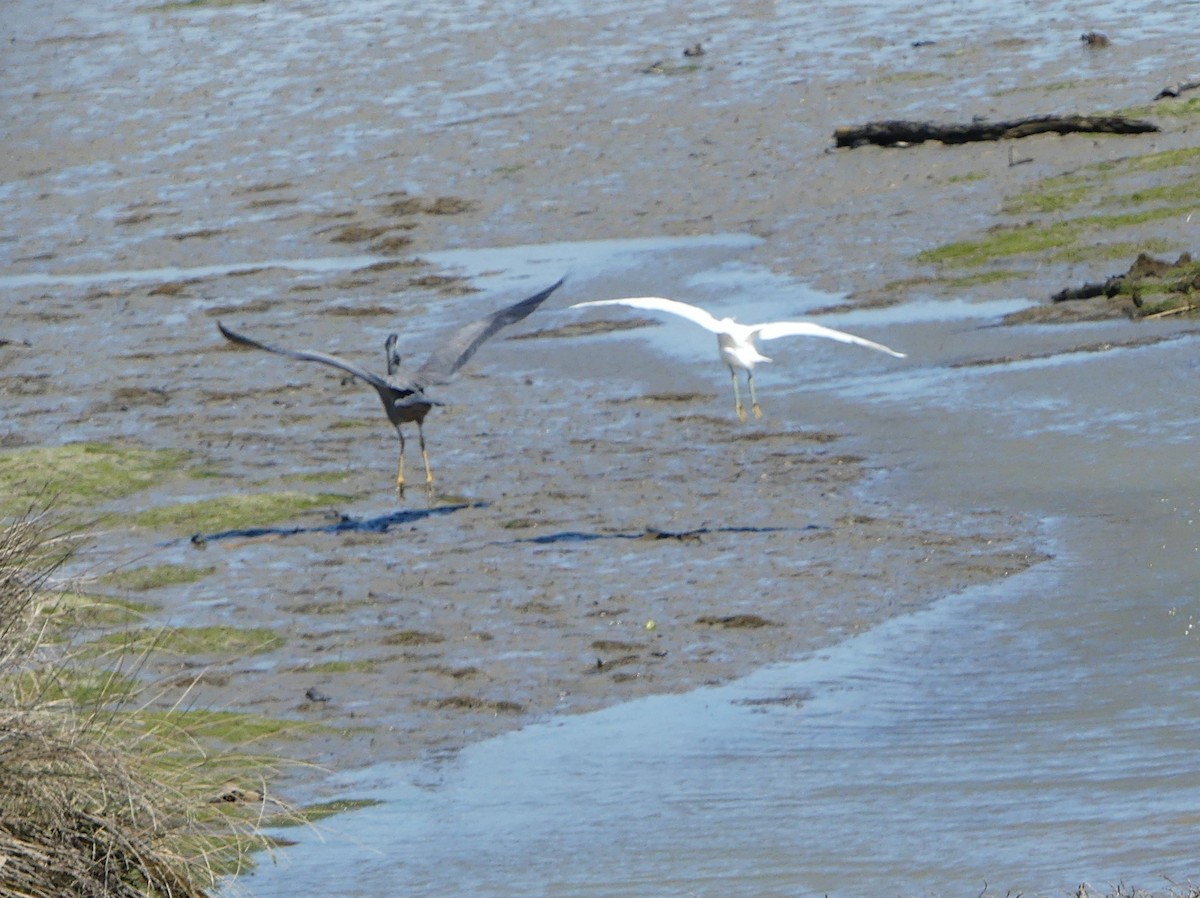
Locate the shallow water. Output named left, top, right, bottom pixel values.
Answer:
left=239, top=281, right=1200, bottom=896
left=7, top=0, right=1200, bottom=895
left=7, top=0, right=1200, bottom=277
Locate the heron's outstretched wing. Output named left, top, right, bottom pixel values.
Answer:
left=217, top=322, right=395, bottom=393
left=415, top=277, right=565, bottom=386
left=753, top=321, right=906, bottom=358
left=570, top=296, right=726, bottom=334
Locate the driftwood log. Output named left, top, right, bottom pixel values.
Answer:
left=1051, top=252, right=1196, bottom=304
left=1050, top=280, right=1118, bottom=303
left=1155, top=79, right=1200, bottom=100
left=835, top=114, right=1158, bottom=148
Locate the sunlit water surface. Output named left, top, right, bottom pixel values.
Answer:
left=239, top=266, right=1200, bottom=895
left=6, top=0, right=1200, bottom=895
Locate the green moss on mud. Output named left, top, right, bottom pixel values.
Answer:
left=1121, top=97, right=1200, bottom=119
left=1047, top=238, right=1176, bottom=265
left=282, top=798, right=384, bottom=826
left=289, top=658, right=380, bottom=674
left=80, top=625, right=284, bottom=660
left=132, top=491, right=350, bottom=533
left=920, top=209, right=1196, bottom=269
left=922, top=143, right=1200, bottom=277
left=10, top=667, right=143, bottom=707
left=918, top=221, right=1081, bottom=266
left=0, top=442, right=191, bottom=516
left=946, top=170, right=989, bottom=184
left=136, top=708, right=321, bottom=745
left=36, top=591, right=156, bottom=628
left=99, top=564, right=216, bottom=591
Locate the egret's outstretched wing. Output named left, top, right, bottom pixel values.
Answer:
left=416, top=277, right=565, bottom=386
left=217, top=322, right=394, bottom=393
left=753, top=321, right=906, bottom=358
left=570, top=296, right=726, bottom=334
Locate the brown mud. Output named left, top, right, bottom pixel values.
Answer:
left=3, top=1, right=1198, bottom=791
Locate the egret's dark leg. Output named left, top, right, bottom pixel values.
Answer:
left=748, top=370, right=763, bottom=419
left=394, top=426, right=407, bottom=496
left=730, top=367, right=747, bottom=422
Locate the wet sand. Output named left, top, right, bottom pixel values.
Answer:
left=2, top=0, right=1198, bottom=789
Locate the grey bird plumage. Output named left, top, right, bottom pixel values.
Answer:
left=218, top=276, right=564, bottom=496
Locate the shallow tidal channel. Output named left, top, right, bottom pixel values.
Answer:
left=238, top=269, right=1200, bottom=897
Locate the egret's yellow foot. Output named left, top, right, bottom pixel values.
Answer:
left=736, top=404, right=748, bottom=422
left=752, top=403, right=763, bottom=419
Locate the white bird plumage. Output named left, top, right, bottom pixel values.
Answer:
left=570, top=296, right=906, bottom=421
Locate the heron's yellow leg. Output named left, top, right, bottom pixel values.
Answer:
left=417, top=423, right=434, bottom=496
left=748, top=371, right=763, bottom=419
left=394, top=428, right=407, bottom=497
left=731, top=369, right=747, bottom=422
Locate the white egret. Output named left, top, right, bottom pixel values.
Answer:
left=570, top=296, right=905, bottom=421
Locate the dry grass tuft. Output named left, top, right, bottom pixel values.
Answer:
left=0, top=508, right=289, bottom=897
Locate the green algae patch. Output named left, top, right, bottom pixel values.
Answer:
left=1047, top=238, right=1176, bottom=265
left=283, top=468, right=359, bottom=484
left=918, top=209, right=1196, bottom=269
left=1007, top=147, right=1200, bottom=216
left=1102, top=173, right=1200, bottom=208
left=327, top=418, right=374, bottom=430
left=1002, top=178, right=1094, bottom=215
left=136, top=708, right=321, bottom=746
left=1102, top=145, right=1200, bottom=174
left=922, top=142, right=1200, bottom=293
left=1085, top=205, right=1199, bottom=230
left=381, top=629, right=445, bottom=647
left=938, top=270, right=1021, bottom=289
left=99, top=563, right=216, bottom=592
left=8, top=666, right=143, bottom=708
left=946, top=170, right=989, bottom=184
left=918, top=220, right=1081, bottom=267
left=35, top=591, right=156, bottom=628
left=132, top=491, right=351, bottom=534
left=1122, top=96, right=1200, bottom=119
left=273, top=798, right=384, bottom=827
left=0, top=442, right=191, bottom=516
left=2, top=513, right=299, bottom=895
left=80, top=625, right=284, bottom=660
left=425, top=695, right=524, bottom=713
left=288, top=658, right=381, bottom=674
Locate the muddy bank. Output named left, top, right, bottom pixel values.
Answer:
left=3, top=0, right=1199, bottom=800
left=1003, top=250, right=1200, bottom=323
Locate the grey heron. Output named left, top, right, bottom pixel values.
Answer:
left=219, top=277, right=563, bottom=496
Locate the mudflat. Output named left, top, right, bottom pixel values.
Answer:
left=3, top=0, right=1197, bottom=785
